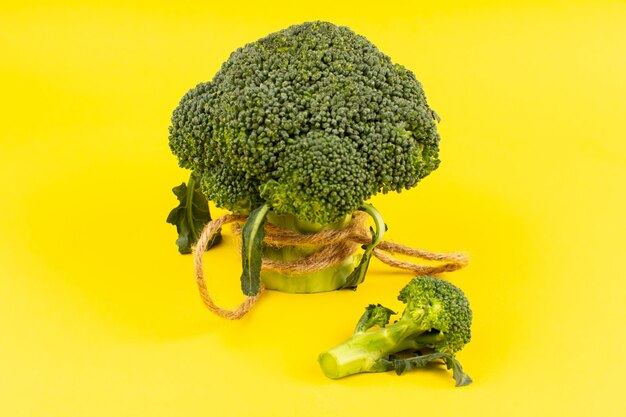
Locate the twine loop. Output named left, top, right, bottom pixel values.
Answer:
left=193, top=212, right=469, bottom=320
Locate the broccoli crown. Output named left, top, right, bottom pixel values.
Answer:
left=398, top=276, right=472, bottom=354
left=169, top=21, right=441, bottom=224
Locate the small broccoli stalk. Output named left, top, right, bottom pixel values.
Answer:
left=318, top=276, right=473, bottom=386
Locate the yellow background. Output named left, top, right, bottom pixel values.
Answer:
left=1, top=1, right=625, bottom=415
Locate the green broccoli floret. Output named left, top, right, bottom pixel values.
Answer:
left=318, top=276, right=473, bottom=386
left=168, top=21, right=442, bottom=294
left=169, top=20, right=440, bottom=225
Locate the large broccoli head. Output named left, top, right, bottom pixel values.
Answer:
left=169, top=21, right=441, bottom=224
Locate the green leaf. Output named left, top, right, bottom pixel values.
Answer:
left=341, top=204, right=386, bottom=289
left=354, top=304, right=396, bottom=334
left=392, top=352, right=438, bottom=375
left=368, top=358, right=396, bottom=373
left=166, top=173, right=221, bottom=254
left=444, top=355, right=473, bottom=387
left=389, top=352, right=473, bottom=387
left=240, top=203, right=271, bottom=296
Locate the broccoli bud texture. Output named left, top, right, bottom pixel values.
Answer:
left=169, top=21, right=441, bottom=225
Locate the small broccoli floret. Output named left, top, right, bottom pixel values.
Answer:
left=169, top=20, right=440, bottom=225
left=318, top=276, right=473, bottom=386
left=259, top=131, right=374, bottom=224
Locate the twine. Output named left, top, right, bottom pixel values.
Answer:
left=193, top=212, right=469, bottom=320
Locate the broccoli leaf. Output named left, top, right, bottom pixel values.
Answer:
left=240, top=203, right=271, bottom=296
left=391, top=352, right=472, bottom=387
left=166, top=173, right=221, bottom=254
left=342, top=229, right=375, bottom=290
left=341, top=204, right=386, bottom=289
left=354, top=304, right=396, bottom=334
left=392, top=352, right=438, bottom=375
left=444, top=355, right=473, bottom=387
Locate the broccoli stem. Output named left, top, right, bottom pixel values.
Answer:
left=260, top=212, right=360, bottom=293
left=318, top=321, right=427, bottom=379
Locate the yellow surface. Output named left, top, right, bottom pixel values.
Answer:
left=1, top=1, right=625, bottom=416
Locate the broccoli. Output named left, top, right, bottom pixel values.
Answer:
left=318, top=276, right=473, bottom=386
left=166, top=172, right=222, bottom=254
left=168, top=21, right=441, bottom=294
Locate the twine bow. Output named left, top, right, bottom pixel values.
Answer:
left=193, top=212, right=469, bottom=319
